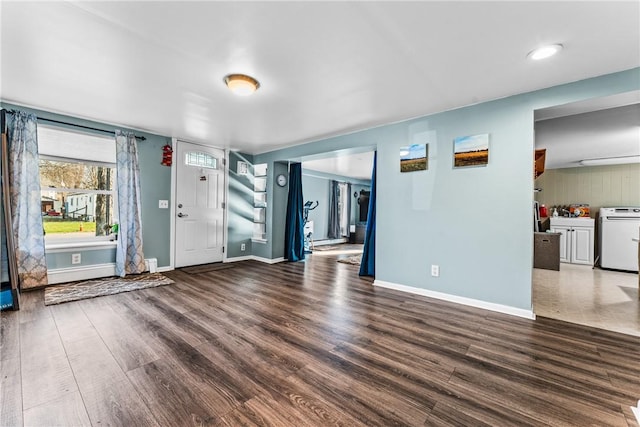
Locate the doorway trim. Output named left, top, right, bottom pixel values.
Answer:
left=168, top=137, right=177, bottom=271
left=222, top=148, right=230, bottom=263
left=170, top=138, right=228, bottom=270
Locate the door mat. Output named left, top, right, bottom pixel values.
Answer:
left=337, top=255, right=362, bottom=265
left=181, top=263, right=236, bottom=274
left=44, top=273, right=174, bottom=306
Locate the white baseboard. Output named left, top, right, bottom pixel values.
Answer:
left=252, top=256, right=286, bottom=264
left=225, top=255, right=254, bottom=263
left=48, top=258, right=167, bottom=284
left=373, top=280, right=535, bottom=320
left=314, top=238, right=348, bottom=247
left=225, top=255, right=286, bottom=264
left=48, top=263, right=116, bottom=285
left=157, top=266, right=173, bottom=273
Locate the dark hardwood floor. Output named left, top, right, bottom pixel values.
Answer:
left=2, top=253, right=639, bottom=426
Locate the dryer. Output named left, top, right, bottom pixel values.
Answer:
left=599, top=207, right=640, bottom=272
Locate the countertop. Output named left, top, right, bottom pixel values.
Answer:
left=549, top=216, right=595, bottom=226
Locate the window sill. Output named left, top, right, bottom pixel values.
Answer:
left=46, top=240, right=117, bottom=253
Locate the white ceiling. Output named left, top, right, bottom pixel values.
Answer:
left=534, top=91, right=640, bottom=122
left=1, top=1, right=639, bottom=155
left=303, top=151, right=374, bottom=181
left=535, top=101, right=640, bottom=169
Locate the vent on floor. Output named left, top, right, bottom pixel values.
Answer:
left=145, top=258, right=158, bottom=273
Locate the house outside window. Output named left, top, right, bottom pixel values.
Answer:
left=37, top=125, right=117, bottom=244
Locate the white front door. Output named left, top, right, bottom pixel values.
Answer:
left=175, top=141, right=225, bottom=268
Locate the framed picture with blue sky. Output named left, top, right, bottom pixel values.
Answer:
left=453, top=133, right=489, bottom=168
left=400, top=143, right=428, bottom=172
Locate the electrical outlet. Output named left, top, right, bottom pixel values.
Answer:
left=158, top=200, right=169, bottom=209
left=241, top=243, right=246, bottom=251
left=71, top=253, right=81, bottom=265
left=431, top=264, right=439, bottom=277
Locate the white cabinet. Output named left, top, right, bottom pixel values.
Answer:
left=550, top=217, right=594, bottom=265
left=553, top=225, right=572, bottom=262
left=572, top=226, right=594, bottom=264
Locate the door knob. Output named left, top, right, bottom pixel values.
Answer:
left=178, top=212, right=188, bottom=218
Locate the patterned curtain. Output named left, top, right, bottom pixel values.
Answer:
left=345, top=183, right=352, bottom=237
left=327, top=180, right=340, bottom=239
left=115, top=130, right=145, bottom=277
left=6, top=111, right=48, bottom=288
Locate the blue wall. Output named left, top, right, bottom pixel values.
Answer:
left=271, top=161, right=289, bottom=259
left=248, top=160, right=290, bottom=260
left=0, top=103, right=173, bottom=269
left=227, top=151, right=255, bottom=259
left=351, top=184, right=370, bottom=225
left=254, top=68, right=640, bottom=311
left=301, top=173, right=330, bottom=240
left=46, top=248, right=116, bottom=267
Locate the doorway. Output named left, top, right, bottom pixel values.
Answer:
left=532, top=93, right=640, bottom=336
left=300, top=150, right=374, bottom=247
left=174, top=141, right=226, bottom=268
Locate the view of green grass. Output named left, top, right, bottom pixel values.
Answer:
left=43, top=220, right=96, bottom=234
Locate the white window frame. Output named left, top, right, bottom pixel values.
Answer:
left=38, top=127, right=118, bottom=247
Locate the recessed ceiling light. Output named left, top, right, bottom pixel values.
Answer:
left=527, top=44, right=563, bottom=60
left=224, top=74, right=260, bottom=96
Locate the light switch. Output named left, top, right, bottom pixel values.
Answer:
left=159, top=200, right=169, bottom=209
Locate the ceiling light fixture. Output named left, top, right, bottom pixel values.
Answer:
left=527, top=44, right=563, bottom=60
left=224, top=74, right=260, bottom=96
left=579, top=155, right=640, bottom=166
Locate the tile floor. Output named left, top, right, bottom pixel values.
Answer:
left=533, top=264, right=640, bottom=336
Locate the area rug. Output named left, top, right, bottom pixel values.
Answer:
left=337, top=255, right=362, bottom=265
left=181, top=263, right=235, bottom=274
left=44, top=273, right=174, bottom=306
left=312, top=245, right=341, bottom=251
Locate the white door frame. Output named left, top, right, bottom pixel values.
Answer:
left=169, top=138, right=229, bottom=270
left=169, top=137, right=177, bottom=270
left=222, top=148, right=230, bottom=263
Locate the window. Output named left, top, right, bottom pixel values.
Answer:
left=253, top=163, right=268, bottom=241
left=37, top=125, right=117, bottom=244
left=185, top=152, right=218, bottom=169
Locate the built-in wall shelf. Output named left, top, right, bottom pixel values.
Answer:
left=535, top=149, right=546, bottom=179
left=253, top=163, right=268, bottom=241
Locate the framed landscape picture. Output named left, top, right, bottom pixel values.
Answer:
left=453, top=134, right=489, bottom=168
left=400, top=144, right=428, bottom=172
